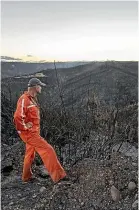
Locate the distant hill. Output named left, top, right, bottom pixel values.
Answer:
left=1, top=61, right=138, bottom=107
left=46, top=61, right=138, bottom=107
left=1, top=61, right=90, bottom=78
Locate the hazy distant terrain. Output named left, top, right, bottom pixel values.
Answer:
left=1, top=61, right=90, bottom=78
left=1, top=61, right=138, bottom=108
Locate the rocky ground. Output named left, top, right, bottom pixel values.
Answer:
left=1, top=139, right=138, bottom=210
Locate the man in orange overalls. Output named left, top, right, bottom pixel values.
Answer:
left=14, top=78, right=68, bottom=184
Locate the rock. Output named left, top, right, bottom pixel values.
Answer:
left=40, top=186, right=46, bottom=193
left=112, top=143, right=138, bottom=159
left=109, top=180, right=114, bottom=185
left=128, top=182, right=136, bottom=191
left=32, top=194, right=37, bottom=198
left=135, top=193, right=138, bottom=200
left=110, top=185, right=121, bottom=202
left=1, top=141, right=24, bottom=177
left=1, top=159, right=13, bottom=170
left=81, top=202, right=84, bottom=206
left=132, top=200, right=138, bottom=209
left=1, top=159, right=13, bottom=176
left=132, top=162, right=138, bottom=167
left=9, top=202, right=14, bottom=206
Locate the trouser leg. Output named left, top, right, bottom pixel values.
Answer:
left=27, top=133, right=67, bottom=183
left=22, top=143, right=36, bottom=181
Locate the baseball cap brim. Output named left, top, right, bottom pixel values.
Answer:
left=39, top=82, right=46, bottom=86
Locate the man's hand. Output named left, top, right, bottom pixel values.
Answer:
left=26, top=122, right=33, bottom=129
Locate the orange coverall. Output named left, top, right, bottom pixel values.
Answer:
left=13, top=91, right=66, bottom=182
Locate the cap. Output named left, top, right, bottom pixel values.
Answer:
left=28, top=78, right=46, bottom=87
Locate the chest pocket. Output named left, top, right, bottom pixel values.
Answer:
left=27, top=105, right=40, bottom=119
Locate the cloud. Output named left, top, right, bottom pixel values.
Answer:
left=1, top=56, right=22, bottom=61
left=27, top=55, right=33, bottom=57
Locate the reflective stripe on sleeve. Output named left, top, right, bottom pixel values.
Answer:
left=21, top=98, right=28, bottom=130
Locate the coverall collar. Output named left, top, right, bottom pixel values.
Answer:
left=24, top=91, right=40, bottom=107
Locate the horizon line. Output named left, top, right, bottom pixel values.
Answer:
left=1, top=59, right=138, bottom=63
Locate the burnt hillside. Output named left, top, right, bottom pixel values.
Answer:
left=1, top=61, right=138, bottom=210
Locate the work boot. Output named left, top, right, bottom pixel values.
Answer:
left=22, top=176, right=39, bottom=184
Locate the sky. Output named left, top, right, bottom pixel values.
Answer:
left=1, top=1, right=138, bottom=62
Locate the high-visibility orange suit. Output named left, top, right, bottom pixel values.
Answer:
left=14, top=91, right=67, bottom=183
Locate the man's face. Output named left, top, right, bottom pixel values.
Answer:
left=36, top=85, right=42, bottom=94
